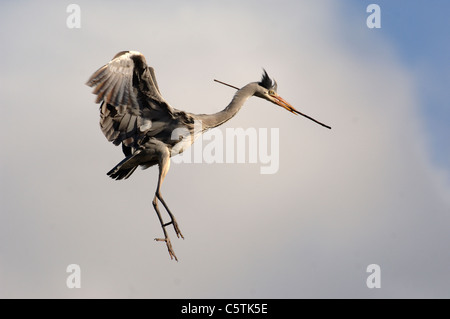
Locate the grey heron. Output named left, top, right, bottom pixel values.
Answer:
left=86, top=50, right=330, bottom=261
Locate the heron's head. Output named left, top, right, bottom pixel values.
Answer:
left=214, top=70, right=331, bottom=129
left=254, top=70, right=299, bottom=115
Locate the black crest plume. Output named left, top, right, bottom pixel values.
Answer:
left=258, top=69, right=277, bottom=91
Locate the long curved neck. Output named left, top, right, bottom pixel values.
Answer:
left=195, top=83, right=257, bottom=130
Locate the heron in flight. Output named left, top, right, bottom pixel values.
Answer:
left=86, top=51, right=330, bottom=261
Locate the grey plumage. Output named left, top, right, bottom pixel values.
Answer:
left=86, top=50, right=327, bottom=261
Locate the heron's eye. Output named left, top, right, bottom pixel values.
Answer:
left=268, top=90, right=275, bottom=95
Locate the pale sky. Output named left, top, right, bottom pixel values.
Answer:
left=1, top=0, right=449, bottom=298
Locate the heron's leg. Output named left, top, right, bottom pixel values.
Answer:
left=157, top=196, right=184, bottom=240
left=153, top=200, right=177, bottom=261
left=155, top=155, right=184, bottom=238
left=153, top=152, right=183, bottom=261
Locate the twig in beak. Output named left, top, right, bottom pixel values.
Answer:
left=214, top=78, right=331, bottom=129
left=214, top=79, right=240, bottom=90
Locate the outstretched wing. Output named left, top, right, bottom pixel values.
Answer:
left=86, top=51, right=174, bottom=147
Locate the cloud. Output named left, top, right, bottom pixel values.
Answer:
left=0, top=0, right=449, bottom=298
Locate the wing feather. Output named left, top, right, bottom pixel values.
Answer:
left=87, top=51, right=177, bottom=148
left=118, top=113, right=132, bottom=132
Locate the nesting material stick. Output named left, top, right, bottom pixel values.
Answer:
left=214, top=78, right=331, bottom=129
left=214, top=79, right=240, bottom=90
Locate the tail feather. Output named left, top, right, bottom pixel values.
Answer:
left=107, top=165, right=138, bottom=180
left=107, top=151, right=141, bottom=180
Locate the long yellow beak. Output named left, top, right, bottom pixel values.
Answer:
left=272, top=94, right=331, bottom=129
left=272, top=94, right=298, bottom=114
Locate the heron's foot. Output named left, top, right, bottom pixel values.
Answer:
left=164, top=220, right=184, bottom=239
left=173, top=220, right=184, bottom=239
left=155, top=236, right=178, bottom=261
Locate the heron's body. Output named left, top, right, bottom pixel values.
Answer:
left=87, top=50, right=329, bottom=261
